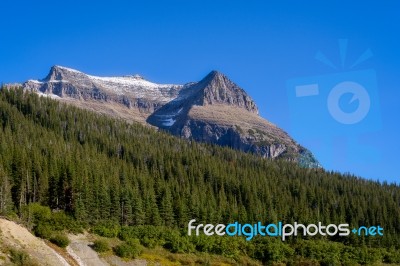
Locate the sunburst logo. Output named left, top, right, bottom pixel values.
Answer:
left=315, top=39, right=374, bottom=125
left=286, top=39, right=381, bottom=167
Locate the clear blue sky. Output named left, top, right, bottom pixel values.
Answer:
left=1, top=1, right=399, bottom=183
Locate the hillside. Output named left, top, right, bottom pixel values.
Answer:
left=0, top=87, right=399, bottom=265
left=16, top=66, right=319, bottom=166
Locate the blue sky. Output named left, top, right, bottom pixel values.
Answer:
left=1, top=1, right=399, bottom=182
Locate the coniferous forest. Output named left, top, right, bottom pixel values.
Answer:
left=0, top=87, right=399, bottom=265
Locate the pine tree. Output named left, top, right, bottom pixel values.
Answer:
left=0, top=165, right=13, bottom=214
left=160, top=189, right=174, bottom=227
left=132, top=186, right=145, bottom=225
left=145, top=187, right=161, bottom=226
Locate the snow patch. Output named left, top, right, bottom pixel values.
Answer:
left=86, top=74, right=182, bottom=102
left=88, top=75, right=177, bottom=89
left=49, top=80, right=69, bottom=83
left=55, top=65, right=82, bottom=73
left=27, top=79, right=43, bottom=84
left=162, top=118, right=176, bottom=126
left=37, top=92, right=61, bottom=99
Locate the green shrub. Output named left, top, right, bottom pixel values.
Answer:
left=210, top=236, right=241, bottom=259
left=119, top=225, right=164, bottom=241
left=50, top=234, right=70, bottom=248
left=34, top=224, right=53, bottom=239
left=383, top=246, right=400, bottom=263
left=93, top=221, right=121, bottom=238
left=9, top=248, right=34, bottom=266
left=92, top=239, right=110, bottom=253
left=50, top=211, right=82, bottom=234
left=114, top=239, right=143, bottom=259
left=20, top=203, right=51, bottom=229
left=140, top=236, right=158, bottom=248
left=163, top=231, right=195, bottom=253
left=29, top=203, right=52, bottom=223
left=191, top=234, right=216, bottom=253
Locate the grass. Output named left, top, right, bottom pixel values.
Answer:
left=89, top=225, right=251, bottom=264
left=138, top=246, right=261, bottom=266
left=89, top=233, right=261, bottom=266
left=7, top=247, right=38, bottom=266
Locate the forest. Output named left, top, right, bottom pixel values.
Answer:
left=0, top=87, right=399, bottom=265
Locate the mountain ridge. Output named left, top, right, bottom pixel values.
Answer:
left=13, top=65, right=320, bottom=167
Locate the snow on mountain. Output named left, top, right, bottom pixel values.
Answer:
left=25, top=65, right=183, bottom=103
left=86, top=74, right=182, bottom=101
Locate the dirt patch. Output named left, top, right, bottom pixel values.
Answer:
left=103, top=255, right=148, bottom=266
left=67, top=233, right=150, bottom=266
left=67, top=233, right=109, bottom=266
left=0, top=218, right=70, bottom=266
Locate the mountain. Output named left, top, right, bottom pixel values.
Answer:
left=0, top=88, right=399, bottom=265
left=147, top=71, right=319, bottom=165
left=16, top=65, right=319, bottom=167
left=21, top=66, right=182, bottom=124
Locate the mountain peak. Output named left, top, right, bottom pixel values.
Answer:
left=201, top=70, right=228, bottom=84
left=206, top=69, right=223, bottom=77
left=44, top=65, right=84, bottom=81
left=194, top=71, right=259, bottom=114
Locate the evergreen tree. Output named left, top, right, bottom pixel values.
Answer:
left=0, top=165, right=13, bottom=214
left=160, top=189, right=174, bottom=227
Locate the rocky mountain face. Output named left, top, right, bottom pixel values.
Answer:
left=22, top=66, right=182, bottom=123
left=147, top=70, right=320, bottom=167
left=16, top=66, right=320, bottom=167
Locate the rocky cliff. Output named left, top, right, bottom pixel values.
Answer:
left=22, top=66, right=182, bottom=122
left=147, top=70, right=320, bottom=167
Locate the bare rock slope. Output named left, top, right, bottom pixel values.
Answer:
left=148, top=70, right=319, bottom=167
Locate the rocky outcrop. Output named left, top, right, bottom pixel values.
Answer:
left=147, top=70, right=320, bottom=167
left=190, top=71, right=258, bottom=113
left=22, top=65, right=182, bottom=114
